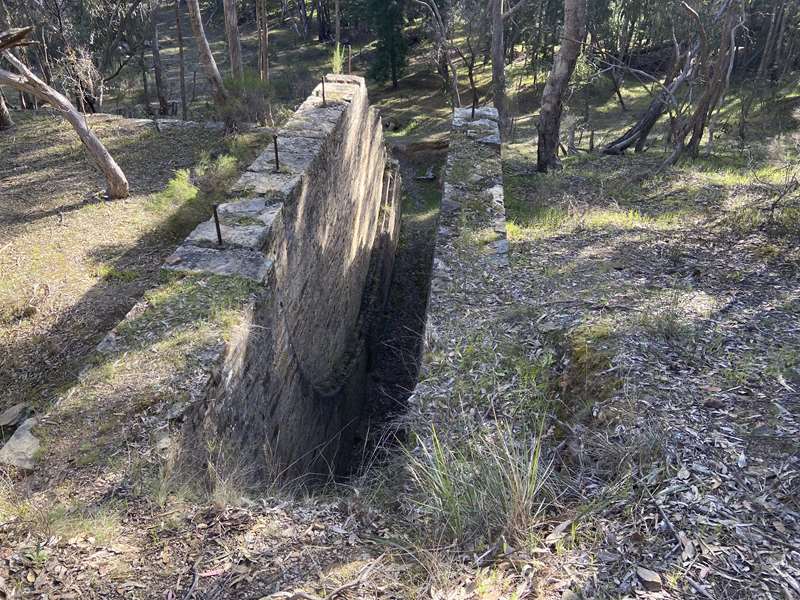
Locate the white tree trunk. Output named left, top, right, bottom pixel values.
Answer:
left=152, top=19, right=169, bottom=115
left=537, top=0, right=586, bottom=172
left=1, top=51, right=129, bottom=198
left=175, top=0, right=188, bottom=120
left=491, top=0, right=508, bottom=135
left=257, top=0, right=270, bottom=82
left=186, top=0, right=229, bottom=109
left=335, top=0, right=340, bottom=46
left=0, top=89, right=12, bottom=129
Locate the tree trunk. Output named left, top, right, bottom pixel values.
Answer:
left=1, top=51, right=128, bottom=198
left=175, top=0, right=188, bottom=120
left=140, top=46, right=151, bottom=113
left=537, top=0, right=586, bottom=172
left=186, top=0, right=229, bottom=111
left=412, top=0, right=460, bottom=107
left=683, top=6, right=739, bottom=159
left=0, top=88, right=12, bottom=129
left=152, top=19, right=170, bottom=115
left=314, top=0, right=330, bottom=42
left=491, top=0, right=509, bottom=135
left=756, top=0, right=782, bottom=81
left=602, top=44, right=696, bottom=155
left=608, top=68, right=626, bottom=111
left=223, top=0, right=243, bottom=80
left=770, top=1, right=789, bottom=79
left=297, top=0, right=310, bottom=39
left=335, top=0, right=340, bottom=46
left=257, top=0, right=270, bottom=82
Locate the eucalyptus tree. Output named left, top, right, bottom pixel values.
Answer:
left=0, top=27, right=129, bottom=198
left=224, top=0, right=244, bottom=79
left=537, top=0, right=587, bottom=171
left=185, top=0, right=231, bottom=118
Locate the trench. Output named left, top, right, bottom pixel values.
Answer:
left=171, top=86, right=450, bottom=485
left=340, top=143, right=447, bottom=474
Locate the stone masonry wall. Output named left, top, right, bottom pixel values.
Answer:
left=163, top=75, right=401, bottom=481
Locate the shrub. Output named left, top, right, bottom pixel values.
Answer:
left=220, top=70, right=273, bottom=125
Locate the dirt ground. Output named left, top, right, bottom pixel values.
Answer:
left=494, top=110, right=800, bottom=596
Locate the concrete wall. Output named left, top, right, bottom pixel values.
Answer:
left=167, top=75, right=402, bottom=481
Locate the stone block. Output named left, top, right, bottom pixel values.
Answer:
left=248, top=136, right=321, bottom=174
left=231, top=171, right=301, bottom=198
left=164, top=245, right=274, bottom=282
left=218, top=199, right=281, bottom=227
left=278, top=96, right=351, bottom=142
left=0, top=403, right=31, bottom=431
left=0, top=418, right=39, bottom=470
left=186, top=220, right=270, bottom=250
left=453, top=106, right=499, bottom=124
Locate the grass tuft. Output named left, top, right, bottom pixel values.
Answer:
left=404, top=422, right=553, bottom=547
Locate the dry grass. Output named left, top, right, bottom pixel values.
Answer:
left=0, top=112, right=271, bottom=411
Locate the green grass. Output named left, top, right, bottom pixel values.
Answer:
left=404, top=422, right=552, bottom=547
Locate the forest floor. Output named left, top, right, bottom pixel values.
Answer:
left=2, top=16, right=800, bottom=600
left=0, top=112, right=271, bottom=412
left=495, top=111, right=800, bottom=597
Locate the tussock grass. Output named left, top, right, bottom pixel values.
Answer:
left=404, top=423, right=553, bottom=547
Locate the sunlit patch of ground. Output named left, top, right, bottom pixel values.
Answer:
left=499, top=104, right=800, bottom=596
left=0, top=112, right=271, bottom=411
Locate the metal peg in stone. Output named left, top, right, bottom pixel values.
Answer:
left=348, top=45, right=352, bottom=74
left=273, top=134, right=280, bottom=172
left=212, top=204, right=223, bottom=246
left=321, top=76, right=327, bottom=107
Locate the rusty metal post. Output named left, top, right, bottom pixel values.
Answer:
left=212, top=204, right=223, bottom=246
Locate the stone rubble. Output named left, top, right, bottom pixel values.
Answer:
left=0, top=402, right=30, bottom=431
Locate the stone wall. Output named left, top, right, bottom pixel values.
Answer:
left=428, top=107, right=507, bottom=306
left=163, top=75, right=402, bottom=481
left=410, top=106, right=508, bottom=423
left=143, top=75, right=400, bottom=481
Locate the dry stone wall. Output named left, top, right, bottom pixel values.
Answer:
left=166, top=75, right=402, bottom=481
left=23, top=76, right=403, bottom=483
left=410, top=106, right=509, bottom=421
left=431, top=107, right=507, bottom=295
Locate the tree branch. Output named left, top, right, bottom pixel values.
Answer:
left=504, top=0, right=529, bottom=20
left=0, top=26, right=34, bottom=52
